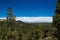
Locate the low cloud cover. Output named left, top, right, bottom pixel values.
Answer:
left=0, top=17, right=53, bottom=23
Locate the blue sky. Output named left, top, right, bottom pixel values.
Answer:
left=0, top=0, right=57, bottom=17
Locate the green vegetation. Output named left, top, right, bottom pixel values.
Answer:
left=0, top=20, right=56, bottom=40
left=0, top=0, right=60, bottom=40
left=53, top=0, right=60, bottom=40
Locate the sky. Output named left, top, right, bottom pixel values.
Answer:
left=0, top=0, right=57, bottom=17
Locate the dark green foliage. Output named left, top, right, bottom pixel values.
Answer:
left=18, top=31, right=23, bottom=40
left=53, top=0, right=60, bottom=40
left=28, top=26, right=40, bottom=40
left=43, top=28, right=49, bottom=38
left=0, top=20, right=56, bottom=40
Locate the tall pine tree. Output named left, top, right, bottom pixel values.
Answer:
left=53, top=0, right=60, bottom=40
left=6, top=7, right=16, bottom=31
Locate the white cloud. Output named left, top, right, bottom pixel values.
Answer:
left=0, top=17, right=6, bottom=19
left=16, top=17, right=53, bottom=23
left=0, top=17, right=53, bottom=23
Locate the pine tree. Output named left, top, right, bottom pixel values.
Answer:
left=53, top=0, right=60, bottom=40
left=1, top=7, right=17, bottom=40
left=6, top=7, right=16, bottom=31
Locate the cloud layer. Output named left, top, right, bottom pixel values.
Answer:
left=0, top=17, right=53, bottom=23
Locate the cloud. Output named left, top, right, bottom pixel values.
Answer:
left=0, top=17, right=6, bottom=19
left=16, top=17, right=53, bottom=23
left=0, top=17, right=53, bottom=23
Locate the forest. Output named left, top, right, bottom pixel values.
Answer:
left=0, top=0, right=60, bottom=40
